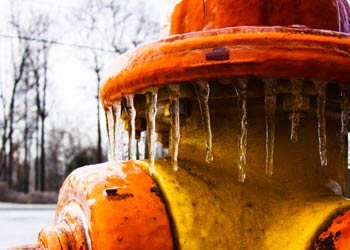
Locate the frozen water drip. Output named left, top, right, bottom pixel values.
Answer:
left=146, top=89, right=158, bottom=174
left=124, top=95, right=136, bottom=160
left=105, top=106, right=114, bottom=162
left=234, top=79, right=248, bottom=182
left=315, top=81, right=328, bottom=167
left=112, top=101, right=122, bottom=161
left=290, top=80, right=303, bottom=142
left=264, top=79, right=276, bottom=176
left=194, top=80, right=214, bottom=164
left=168, top=84, right=181, bottom=171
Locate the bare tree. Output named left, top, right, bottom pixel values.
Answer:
left=4, top=5, right=52, bottom=191
left=0, top=80, right=8, bottom=182
left=22, top=71, right=30, bottom=193
left=26, top=14, right=52, bottom=192
left=0, top=0, right=159, bottom=194
left=45, top=126, right=66, bottom=191
left=7, top=42, right=29, bottom=189
left=73, top=0, right=158, bottom=162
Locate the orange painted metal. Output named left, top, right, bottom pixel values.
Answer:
left=315, top=210, right=350, bottom=249
left=100, top=27, right=350, bottom=106
left=168, top=0, right=342, bottom=34
left=101, top=0, right=350, bottom=106
left=12, top=0, right=350, bottom=249
left=32, top=161, right=174, bottom=250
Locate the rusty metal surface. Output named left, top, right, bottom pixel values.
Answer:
left=315, top=210, right=350, bottom=249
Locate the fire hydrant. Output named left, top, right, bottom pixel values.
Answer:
left=12, top=0, right=350, bottom=249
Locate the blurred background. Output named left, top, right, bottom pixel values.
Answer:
left=0, top=0, right=167, bottom=203
left=0, top=1, right=166, bottom=247
left=0, top=0, right=167, bottom=246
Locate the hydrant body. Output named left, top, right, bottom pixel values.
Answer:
left=11, top=0, right=350, bottom=249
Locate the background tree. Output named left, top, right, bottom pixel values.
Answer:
left=0, top=0, right=162, bottom=200
left=26, top=14, right=52, bottom=191
left=73, top=0, right=158, bottom=162
left=0, top=4, right=53, bottom=192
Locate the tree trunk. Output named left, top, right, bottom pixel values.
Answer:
left=8, top=50, right=27, bottom=189
left=23, top=76, right=29, bottom=193
left=94, top=54, right=103, bottom=163
left=0, top=117, right=8, bottom=182
left=40, top=113, right=45, bottom=191
left=40, top=51, right=48, bottom=192
left=34, top=68, right=41, bottom=191
left=8, top=82, right=18, bottom=190
left=0, top=89, right=8, bottom=181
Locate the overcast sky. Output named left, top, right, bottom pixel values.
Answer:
left=0, top=0, right=168, bottom=148
left=48, top=0, right=167, bottom=145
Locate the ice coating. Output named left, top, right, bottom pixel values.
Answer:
left=290, top=80, right=303, bottom=142
left=104, top=102, right=122, bottom=161
left=340, top=87, right=350, bottom=134
left=146, top=90, right=158, bottom=174
left=234, top=79, right=248, bottom=182
left=105, top=106, right=114, bottom=161
left=124, top=95, right=136, bottom=160
left=315, top=82, right=328, bottom=166
left=100, top=27, right=350, bottom=106
left=194, top=79, right=213, bottom=163
left=336, top=0, right=350, bottom=33
left=165, top=0, right=349, bottom=35
left=160, top=0, right=183, bottom=37
left=264, top=79, right=276, bottom=176
left=340, top=86, right=350, bottom=152
left=51, top=161, right=174, bottom=250
left=112, top=101, right=122, bottom=161
left=168, top=84, right=181, bottom=171
left=55, top=202, right=93, bottom=250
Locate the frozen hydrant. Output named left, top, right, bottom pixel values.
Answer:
left=11, top=0, right=350, bottom=249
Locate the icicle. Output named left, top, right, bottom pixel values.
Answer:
left=264, top=79, right=276, bottom=176
left=105, top=106, right=114, bottom=161
left=336, top=0, right=342, bottom=32
left=234, top=79, right=248, bottom=183
left=146, top=89, right=158, bottom=174
left=336, top=0, right=350, bottom=33
left=168, top=84, right=180, bottom=171
left=112, top=101, right=122, bottom=161
left=104, top=102, right=122, bottom=161
left=340, top=87, right=350, bottom=135
left=290, top=80, right=303, bottom=142
left=125, top=95, right=136, bottom=160
left=315, top=81, right=328, bottom=167
left=340, top=86, right=350, bottom=152
left=194, top=79, right=213, bottom=163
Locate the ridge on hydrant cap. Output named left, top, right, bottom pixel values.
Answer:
left=100, top=0, right=350, bottom=107
left=163, top=0, right=350, bottom=35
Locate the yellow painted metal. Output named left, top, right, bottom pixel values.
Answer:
left=138, top=81, right=350, bottom=249
left=141, top=161, right=350, bottom=249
